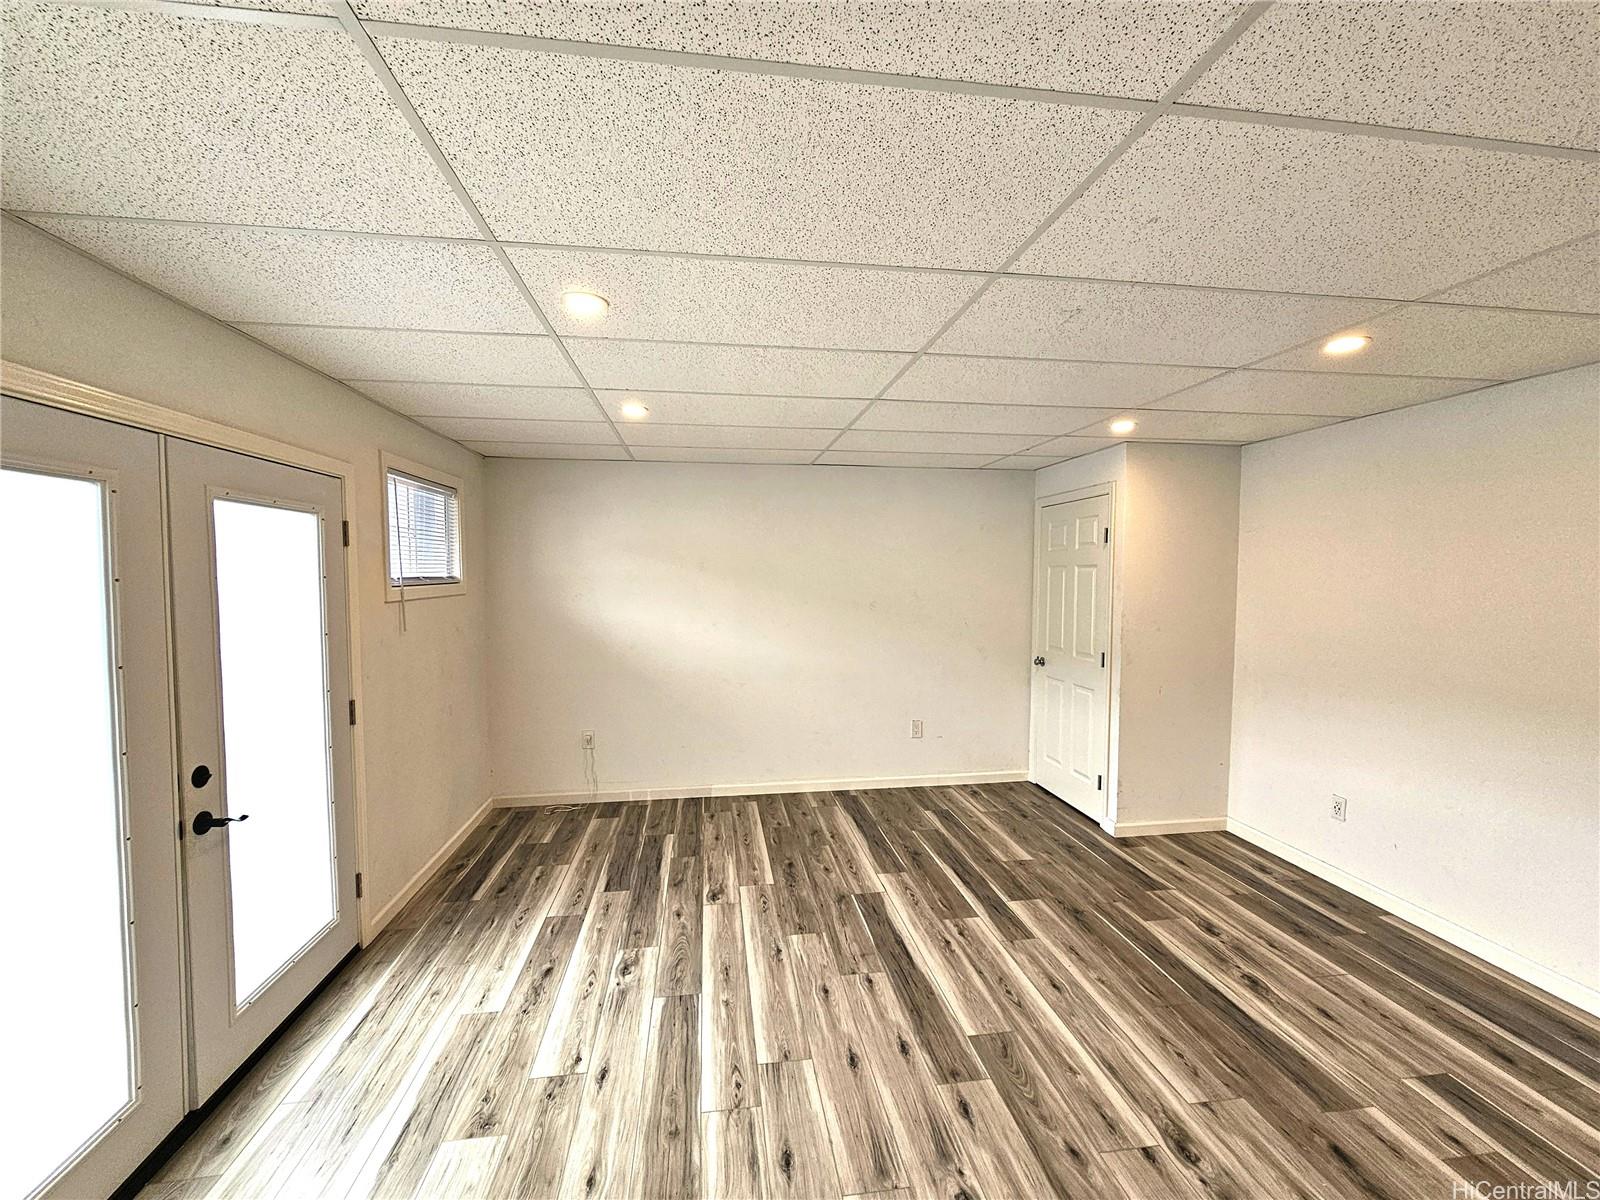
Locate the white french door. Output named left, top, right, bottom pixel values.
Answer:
left=2, top=398, right=359, bottom=1197
left=166, top=439, right=358, bottom=1100
left=2, top=398, right=185, bottom=1200
left=1030, top=493, right=1113, bottom=821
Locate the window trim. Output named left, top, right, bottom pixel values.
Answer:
left=381, top=452, right=465, bottom=602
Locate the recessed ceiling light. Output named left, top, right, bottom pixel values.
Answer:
left=1322, top=333, right=1371, bottom=356
left=1109, top=418, right=1138, bottom=435
left=619, top=399, right=650, bottom=420
left=561, top=290, right=610, bottom=320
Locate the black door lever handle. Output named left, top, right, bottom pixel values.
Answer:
left=192, top=810, right=249, bottom=836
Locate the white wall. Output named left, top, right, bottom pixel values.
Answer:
left=1, top=215, right=491, bottom=925
left=485, top=459, right=1035, bottom=797
left=1229, top=364, right=1600, bottom=996
left=1118, top=444, right=1240, bottom=827
left=1034, top=443, right=1239, bottom=832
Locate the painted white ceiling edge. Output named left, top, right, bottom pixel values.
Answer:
left=4, top=0, right=1597, bottom=470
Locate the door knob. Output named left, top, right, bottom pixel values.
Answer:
left=1033, top=655, right=1046, bottom=666
left=192, top=810, right=249, bottom=836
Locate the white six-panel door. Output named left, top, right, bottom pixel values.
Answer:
left=1030, top=494, right=1113, bottom=821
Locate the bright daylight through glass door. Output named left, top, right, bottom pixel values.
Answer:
left=211, top=498, right=337, bottom=1004
left=2, top=468, right=134, bottom=1199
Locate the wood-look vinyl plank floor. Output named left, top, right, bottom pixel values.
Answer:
left=144, top=787, right=1600, bottom=1200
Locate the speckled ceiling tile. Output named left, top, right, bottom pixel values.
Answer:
left=933, top=277, right=1380, bottom=367
left=856, top=400, right=1120, bottom=435
left=351, top=382, right=599, bottom=420
left=462, top=441, right=631, bottom=460
left=411, top=417, right=618, bottom=444
left=1429, top=237, right=1600, bottom=315
left=1147, top=369, right=1490, bottom=418
left=356, top=1, right=1238, bottom=98
left=1069, top=409, right=1339, bottom=442
left=505, top=247, right=980, bottom=350
left=618, top=424, right=837, bottom=449
left=833, top=429, right=1038, bottom=455
left=1252, top=303, right=1600, bottom=380
left=1, top=4, right=473, bottom=235
left=1012, top=117, right=1600, bottom=300
left=630, top=447, right=820, bottom=464
left=187, top=0, right=330, bottom=13
left=1185, top=0, right=1600, bottom=151
left=594, top=391, right=867, bottom=428
left=887, top=355, right=1221, bottom=406
left=235, top=326, right=581, bottom=384
left=566, top=339, right=908, bottom=396
left=375, top=36, right=1139, bottom=266
left=816, top=450, right=997, bottom=468
left=28, top=218, right=540, bottom=331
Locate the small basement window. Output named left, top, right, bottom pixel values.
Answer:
left=383, top=455, right=463, bottom=599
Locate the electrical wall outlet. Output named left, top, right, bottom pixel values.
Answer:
left=1331, top=794, right=1348, bottom=822
left=910, top=719, right=924, bottom=739
left=580, top=730, right=596, bottom=749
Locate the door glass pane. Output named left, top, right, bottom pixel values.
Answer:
left=1, top=467, right=133, bottom=1199
left=212, top=498, right=336, bottom=1004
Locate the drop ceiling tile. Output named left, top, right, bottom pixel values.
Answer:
left=983, top=456, right=1069, bottom=470
left=1185, top=1, right=1600, bottom=150
left=376, top=36, right=1139, bottom=266
left=1151, top=370, right=1488, bottom=418
left=413, top=417, right=617, bottom=444
left=1020, top=435, right=1124, bottom=458
left=191, top=0, right=329, bottom=12
left=568, top=340, right=907, bottom=396
left=28, top=218, right=539, bottom=332
left=630, top=447, right=820, bottom=465
left=1072, top=410, right=1339, bottom=442
left=1013, top=118, right=1599, bottom=299
left=353, top=382, right=597, bottom=420
left=1429, top=236, right=1600, bottom=314
left=816, top=451, right=995, bottom=468
left=595, top=391, right=865, bottom=428
left=1252, top=304, right=1600, bottom=380
left=359, top=1, right=1237, bottom=98
left=832, top=430, right=1038, bottom=455
left=888, top=355, right=1221, bottom=406
left=507, top=248, right=979, bottom=349
left=463, top=441, right=631, bottom=459
left=618, top=425, right=837, bottom=450
left=935, top=278, right=1377, bottom=366
left=1, top=4, right=472, bottom=235
left=856, top=400, right=1120, bottom=435
left=237, top=326, right=580, bottom=385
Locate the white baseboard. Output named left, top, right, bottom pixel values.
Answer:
left=493, top=769, right=1029, bottom=808
left=1226, top=817, right=1600, bottom=1018
left=363, top=796, right=494, bottom=941
left=1107, top=815, right=1228, bottom=837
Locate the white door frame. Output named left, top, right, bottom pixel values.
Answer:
left=1031, top=479, right=1122, bottom=833
left=0, top=361, right=376, bottom=1101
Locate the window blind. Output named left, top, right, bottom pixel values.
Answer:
left=386, top=470, right=460, bottom=586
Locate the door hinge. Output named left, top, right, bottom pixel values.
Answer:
left=1096, top=774, right=1104, bottom=791
left=342, top=520, right=350, bottom=547
left=1101, top=651, right=1107, bottom=668
left=355, top=872, right=364, bottom=899
left=349, top=698, right=357, bottom=726
left=1103, top=526, right=1109, bottom=544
